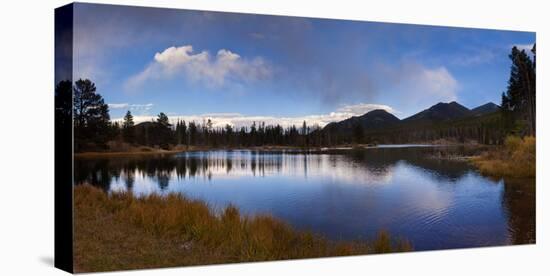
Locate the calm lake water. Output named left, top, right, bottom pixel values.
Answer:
left=75, top=146, right=535, bottom=250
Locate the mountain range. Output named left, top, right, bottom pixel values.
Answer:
left=321, top=101, right=500, bottom=140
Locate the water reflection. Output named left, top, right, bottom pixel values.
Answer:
left=75, top=146, right=535, bottom=250
left=501, top=178, right=536, bottom=244
left=75, top=148, right=473, bottom=191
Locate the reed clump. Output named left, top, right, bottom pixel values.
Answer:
left=471, top=136, right=535, bottom=178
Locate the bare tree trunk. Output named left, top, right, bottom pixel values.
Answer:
left=519, top=59, right=535, bottom=136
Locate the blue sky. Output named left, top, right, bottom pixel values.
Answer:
left=73, top=3, right=535, bottom=127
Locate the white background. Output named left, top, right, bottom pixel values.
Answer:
left=0, top=0, right=547, bottom=275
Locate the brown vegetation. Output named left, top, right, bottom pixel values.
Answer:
left=75, top=185, right=411, bottom=272
left=471, top=136, right=535, bottom=178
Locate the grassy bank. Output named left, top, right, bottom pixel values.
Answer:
left=75, top=185, right=411, bottom=272
left=471, top=136, right=535, bottom=178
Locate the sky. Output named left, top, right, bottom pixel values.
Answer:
left=72, top=3, right=535, bottom=128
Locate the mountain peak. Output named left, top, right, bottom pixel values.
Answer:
left=471, top=102, right=500, bottom=116
left=432, top=101, right=463, bottom=108
left=476, top=102, right=499, bottom=108
left=404, top=101, right=470, bottom=123
left=323, top=108, right=400, bottom=134
left=361, top=109, right=392, bottom=116
left=359, top=109, right=399, bottom=121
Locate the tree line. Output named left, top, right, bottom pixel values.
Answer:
left=119, top=110, right=324, bottom=150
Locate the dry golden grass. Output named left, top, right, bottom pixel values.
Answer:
left=471, top=136, right=535, bottom=178
left=74, top=185, right=411, bottom=272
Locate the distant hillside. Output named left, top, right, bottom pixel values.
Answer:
left=403, top=101, right=471, bottom=123
left=133, top=121, right=157, bottom=128
left=320, top=101, right=505, bottom=145
left=323, top=109, right=400, bottom=135
left=470, top=102, right=500, bottom=117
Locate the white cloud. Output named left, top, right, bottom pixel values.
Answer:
left=112, top=103, right=397, bottom=129
left=125, top=45, right=272, bottom=90
left=108, top=103, right=154, bottom=115
left=380, top=62, right=459, bottom=113
left=108, top=103, right=130, bottom=109
left=416, top=66, right=458, bottom=101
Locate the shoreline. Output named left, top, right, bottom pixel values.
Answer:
left=74, top=145, right=306, bottom=158
left=75, top=142, right=481, bottom=158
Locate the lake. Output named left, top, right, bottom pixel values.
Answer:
left=75, top=146, right=535, bottom=251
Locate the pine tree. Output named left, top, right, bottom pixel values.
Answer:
left=501, top=46, right=536, bottom=136
left=225, top=124, right=233, bottom=145
left=188, top=122, right=198, bottom=146
left=156, top=112, right=171, bottom=128
left=73, top=79, right=111, bottom=150
left=155, top=112, right=173, bottom=148
left=176, top=120, right=188, bottom=146
left=122, top=110, right=135, bottom=144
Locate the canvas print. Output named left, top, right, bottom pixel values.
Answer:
left=55, top=3, right=536, bottom=273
